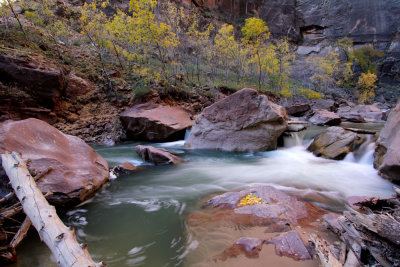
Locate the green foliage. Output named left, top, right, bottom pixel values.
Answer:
left=353, top=46, right=384, bottom=74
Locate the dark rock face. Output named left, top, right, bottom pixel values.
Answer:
left=0, top=118, right=109, bottom=207
left=191, top=0, right=400, bottom=44
left=374, top=99, right=400, bottom=183
left=308, top=126, right=365, bottom=160
left=286, top=103, right=311, bottom=117
left=120, top=104, right=193, bottom=142
left=185, top=88, right=288, bottom=152
left=0, top=54, right=65, bottom=109
left=309, top=110, right=341, bottom=126
left=135, top=145, right=184, bottom=165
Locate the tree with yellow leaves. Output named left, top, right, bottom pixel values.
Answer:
left=215, top=23, right=245, bottom=83
left=241, top=17, right=270, bottom=89
left=357, top=72, right=378, bottom=103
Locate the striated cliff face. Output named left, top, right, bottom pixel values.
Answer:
left=191, top=0, right=400, bottom=45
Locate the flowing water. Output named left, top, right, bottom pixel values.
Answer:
left=13, top=124, right=395, bottom=267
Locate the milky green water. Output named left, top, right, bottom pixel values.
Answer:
left=13, top=124, right=395, bottom=267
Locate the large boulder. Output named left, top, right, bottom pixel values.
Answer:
left=308, top=126, right=365, bottom=160
left=285, top=103, right=311, bottom=117
left=120, top=103, right=193, bottom=141
left=0, top=118, right=109, bottom=207
left=374, top=99, right=400, bottom=183
left=309, top=110, right=341, bottom=126
left=185, top=88, right=288, bottom=152
left=135, top=145, right=183, bottom=165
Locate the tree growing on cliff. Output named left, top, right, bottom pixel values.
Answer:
left=241, top=17, right=270, bottom=89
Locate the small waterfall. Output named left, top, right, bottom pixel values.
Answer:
left=184, top=128, right=191, bottom=140
left=358, top=142, right=376, bottom=165
left=344, top=152, right=355, bottom=162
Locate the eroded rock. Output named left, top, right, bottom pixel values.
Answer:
left=185, top=88, right=288, bottom=152
left=0, top=118, right=109, bottom=207
left=120, top=103, right=193, bottom=141
left=337, top=105, right=385, bottom=123
left=135, top=145, right=183, bottom=165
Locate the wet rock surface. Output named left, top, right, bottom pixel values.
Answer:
left=120, top=103, right=193, bottom=142
left=135, top=145, right=184, bottom=165
left=185, top=88, right=288, bottom=152
left=0, top=118, right=109, bottom=207
left=374, top=99, right=400, bottom=183
left=307, top=126, right=366, bottom=160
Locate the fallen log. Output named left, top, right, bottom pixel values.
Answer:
left=309, top=234, right=342, bottom=267
left=2, top=152, right=105, bottom=267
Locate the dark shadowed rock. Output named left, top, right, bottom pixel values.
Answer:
left=309, top=110, right=341, bottom=126
left=0, top=54, right=65, bottom=109
left=112, top=162, right=138, bottom=176
left=0, top=118, right=109, bottom=207
left=185, top=88, right=288, bottom=152
left=374, top=99, right=400, bottom=183
left=310, top=99, right=337, bottom=112
left=135, top=145, right=183, bottom=165
left=286, top=103, right=311, bottom=117
left=308, top=126, right=365, bottom=160
left=120, top=103, right=193, bottom=141
left=266, top=230, right=312, bottom=261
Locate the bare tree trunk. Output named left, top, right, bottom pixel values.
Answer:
left=6, top=0, right=28, bottom=45
left=2, top=152, right=105, bottom=267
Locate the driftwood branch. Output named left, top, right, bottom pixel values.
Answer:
left=309, top=234, right=342, bottom=267
left=2, top=152, right=105, bottom=267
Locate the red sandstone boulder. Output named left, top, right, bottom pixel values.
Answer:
left=185, top=88, right=288, bottom=152
left=120, top=104, right=193, bottom=141
left=135, top=145, right=183, bottom=165
left=0, top=118, right=109, bottom=207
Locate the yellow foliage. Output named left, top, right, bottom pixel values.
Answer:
left=298, top=88, right=324, bottom=99
left=357, top=72, right=377, bottom=103
left=238, top=193, right=267, bottom=207
left=280, top=88, right=293, bottom=98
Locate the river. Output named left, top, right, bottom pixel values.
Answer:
left=13, top=123, right=395, bottom=266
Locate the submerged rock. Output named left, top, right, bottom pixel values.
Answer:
left=112, top=162, right=138, bottom=176
left=120, top=103, right=193, bottom=141
left=309, top=110, right=341, bottom=126
left=135, top=145, right=183, bottom=165
left=374, top=99, right=400, bottom=183
left=266, top=230, right=312, bottom=261
left=0, top=118, right=109, bottom=207
left=221, top=237, right=265, bottom=259
left=185, top=88, right=288, bottom=152
left=308, top=126, right=365, bottom=160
